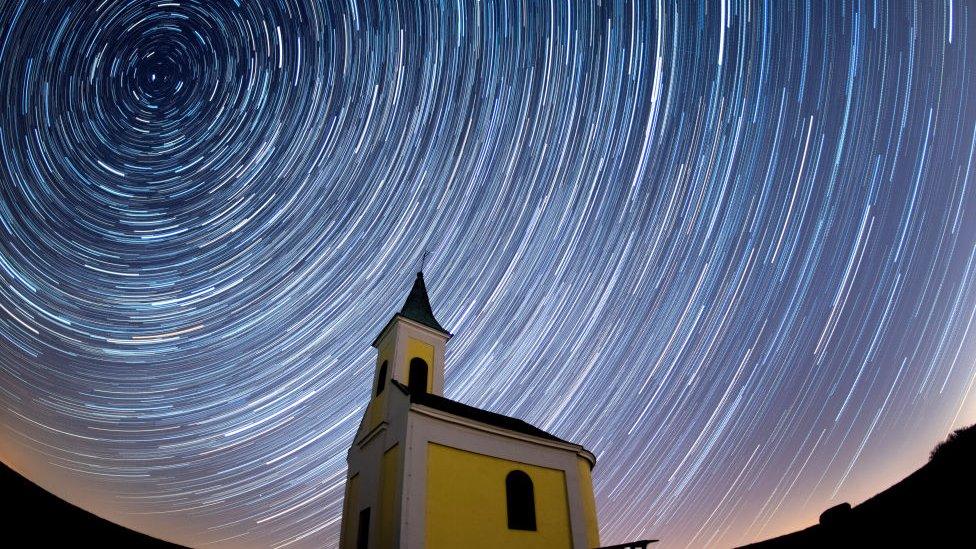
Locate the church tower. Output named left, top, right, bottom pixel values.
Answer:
left=340, top=272, right=601, bottom=549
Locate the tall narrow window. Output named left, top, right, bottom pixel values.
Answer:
left=375, top=361, right=388, bottom=396
left=506, top=470, right=537, bottom=531
left=408, top=357, right=428, bottom=394
left=356, top=507, right=371, bottom=549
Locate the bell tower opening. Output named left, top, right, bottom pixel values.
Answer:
left=408, top=357, right=429, bottom=394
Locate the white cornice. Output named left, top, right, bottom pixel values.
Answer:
left=355, top=420, right=388, bottom=448
left=371, top=314, right=451, bottom=348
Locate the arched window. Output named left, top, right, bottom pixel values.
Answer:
left=408, top=358, right=428, bottom=394
left=375, top=361, right=388, bottom=396
left=506, top=470, right=537, bottom=531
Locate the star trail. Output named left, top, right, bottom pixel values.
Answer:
left=1, top=1, right=975, bottom=547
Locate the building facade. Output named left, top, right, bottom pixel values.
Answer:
left=339, top=272, right=601, bottom=549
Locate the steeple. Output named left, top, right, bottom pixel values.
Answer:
left=370, top=271, right=451, bottom=397
left=398, top=272, right=450, bottom=336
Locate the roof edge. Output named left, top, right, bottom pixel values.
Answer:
left=411, top=402, right=597, bottom=468
left=396, top=385, right=596, bottom=467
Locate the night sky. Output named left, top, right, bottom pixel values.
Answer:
left=1, top=1, right=975, bottom=547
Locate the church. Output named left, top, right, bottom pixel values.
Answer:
left=339, top=272, right=602, bottom=548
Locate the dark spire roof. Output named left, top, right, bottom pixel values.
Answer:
left=398, top=272, right=449, bottom=335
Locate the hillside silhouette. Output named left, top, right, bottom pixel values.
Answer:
left=741, top=423, right=976, bottom=547
left=0, top=460, right=182, bottom=547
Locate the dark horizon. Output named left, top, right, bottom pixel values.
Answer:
left=741, top=423, right=976, bottom=547
left=0, top=460, right=182, bottom=548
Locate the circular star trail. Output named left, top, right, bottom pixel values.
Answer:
left=1, top=1, right=976, bottom=547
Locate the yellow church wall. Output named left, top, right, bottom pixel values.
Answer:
left=425, top=443, right=572, bottom=549
left=364, top=391, right=385, bottom=433
left=406, top=337, right=434, bottom=392
left=577, top=457, right=600, bottom=548
left=377, top=443, right=400, bottom=548
left=340, top=473, right=359, bottom=549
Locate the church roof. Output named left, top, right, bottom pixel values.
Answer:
left=397, top=272, right=450, bottom=336
left=391, top=379, right=569, bottom=445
